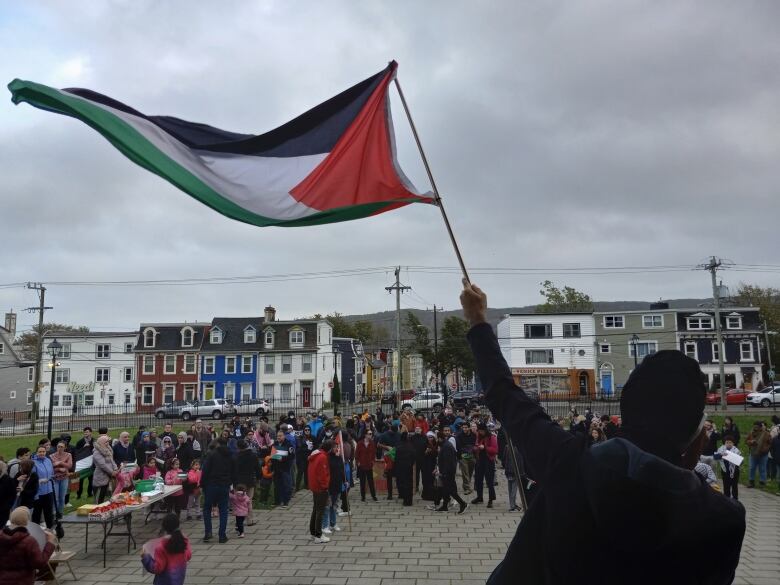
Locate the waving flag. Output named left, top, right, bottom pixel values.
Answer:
left=8, top=61, right=435, bottom=227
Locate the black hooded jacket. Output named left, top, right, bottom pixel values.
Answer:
left=467, top=323, right=745, bottom=585
left=201, top=445, right=236, bottom=487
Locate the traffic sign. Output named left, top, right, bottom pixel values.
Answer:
left=768, top=369, right=775, bottom=381
left=451, top=383, right=457, bottom=390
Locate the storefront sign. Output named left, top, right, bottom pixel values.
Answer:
left=512, top=368, right=569, bottom=376
left=67, top=381, right=95, bottom=394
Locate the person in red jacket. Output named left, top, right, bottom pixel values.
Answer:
left=355, top=430, right=378, bottom=502
left=307, top=440, right=333, bottom=544
left=471, top=422, right=499, bottom=507
left=0, top=506, right=56, bottom=585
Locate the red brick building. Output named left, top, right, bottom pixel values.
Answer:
left=134, top=323, right=208, bottom=411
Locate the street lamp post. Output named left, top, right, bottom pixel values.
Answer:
left=46, top=338, right=62, bottom=440
left=631, top=334, right=639, bottom=369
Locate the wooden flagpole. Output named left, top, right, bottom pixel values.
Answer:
left=394, top=75, right=527, bottom=513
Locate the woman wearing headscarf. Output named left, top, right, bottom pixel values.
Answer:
left=14, top=459, right=39, bottom=510
left=93, top=434, right=118, bottom=503
left=0, top=506, right=56, bottom=585
left=175, top=432, right=195, bottom=472
left=157, top=436, right=177, bottom=466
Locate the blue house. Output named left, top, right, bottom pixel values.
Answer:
left=200, top=317, right=263, bottom=402
left=333, top=337, right=364, bottom=404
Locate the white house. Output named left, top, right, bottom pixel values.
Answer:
left=497, top=313, right=597, bottom=399
left=39, top=331, right=138, bottom=414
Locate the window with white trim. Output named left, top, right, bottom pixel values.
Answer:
left=108, top=394, right=115, bottom=405
left=164, top=355, right=176, bottom=374
left=290, top=330, right=304, bottom=347
left=525, top=349, right=554, bottom=364
left=55, top=369, right=70, bottom=384
left=210, top=328, right=222, bottom=344
left=95, top=367, right=110, bottom=383
left=163, top=385, right=175, bottom=404
left=52, top=394, right=60, bottom=407
left=264, top=355, right=275, bottom=374
left=264, top=330, right=274, bottom=348
left=241, top=383, right=252, bottom=401
left=241, top=355, right=252, bottom=374
left=9, top=390, right=15, bottom=399
left=0, top=342, right=4, bottom=354
left=142, top=385, right=154, bottom=405
left=84, top=393, right=94, bottom=406
left=281, top=383, right=292, bottom=400
left=96, top=344, right=110, bottom=359
left=184, top=354, right=196, bottom=374
left=282, top=355, right=292, bottom=373
left=123, top=366, right=133, bottom=382
left=62, top=394, right=72, bottom=407
left=603, top=315, right=624, bottom=329
left=642, top=315, right=664, bottom=328
left=225, top=356, right=237, bottom=374
left=711, top=341, right=726, bottom=361
left=59, top=343, right=71, bottom=359
left=143, top=355, right=155, bottom=375
left=739, top=341, right=754, bottom=361
left=262, top=383, right=274, bottom=400
left=684, top=341, right=698, bottom=360
left=125, top=393, right=131, bottom=405
left=143, top=329, right=155, bottom=348
left=203, top=356, right=215, bottom=375
left=629, top=341, right=658, bottom=360
left=28, top=366, right=34, bottom=382
left=184, top=384, right=196, bottom=402
left=599, top=343, right=611, bottom=354
left=524, top=324, right=552, bottom=339
left=224, top=381, right=235, bottom=399
left=181, top=328, right=193, bottom=347
left=562, top=323, right=581, bottom=338
left=244, top=328, right=256, bottom=344
left=687, top=316, right=713, bottom=330
left=26, top=389, right=33, bottom=405
left=124, top=342, right=133, bottom=353
left=726, top=316, right=742, bottom=330
left=302, top=353, right=313, bottom=373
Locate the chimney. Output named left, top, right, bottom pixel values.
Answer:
left=264, top=306, right=276, bottom=323
left=4, top=310, right=16, bottom=338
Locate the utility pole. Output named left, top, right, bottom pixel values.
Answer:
left=431, top=305, right=445, bottom=403
left=25, top=283, right=52, bottom=432
left=385, top=267, right=411, bottom=397
left=764, top=320, right=775, bottom=385
left=701, top=257, right=728, bottom=409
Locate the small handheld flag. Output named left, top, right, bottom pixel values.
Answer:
left=8, top=62, right=435, bottom=227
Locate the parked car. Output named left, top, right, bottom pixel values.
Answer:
left=401, top=392, right=444, bottom=412
left=450, top=390, right=484, bottom=410
left=180, top=398, right=235, bottom=420
left=232, top=398, right=270, bottom=416
left=154, top=400, right=192, bottom=419
left=705, top=389, right=750, bottom=406
left=746, top=387, right=780, bottom=408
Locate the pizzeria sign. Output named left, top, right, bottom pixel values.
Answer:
left=512, top=367, right=569, bottom=376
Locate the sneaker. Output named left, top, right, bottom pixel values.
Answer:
left=470, top=497, right=483, bottom=504
left=458, top=502, right=469, bottom=515
left=203, top=534, right=213, bottom=542
left=322, top=527, right=333, bottom=534
left=333, top=525, right=341, bottom=532
left=487, top=500, right=494, bottom=509
left=425, top=504, right=437, bottom=511
left=372, top=496, right=378, bottom=502
left=64, top=503, right=73, bottom=509
left=314, top=535, right=330, bottom=544
left=434, top=507, right=448, bottom=512
left=218, top=536, right=229, bottom=544
left=338, top=511, right=351, bottom=516
left=238, top=533, right=245, bottom=539
left=280, top=505, right=289, bottom=510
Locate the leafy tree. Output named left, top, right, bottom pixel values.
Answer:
left=331, top=373, right=341, bottom=406
left=352, top=320, right=376, bottom=343
left=16, top=323, right=90, bottom=361
left=735, top=283, right=780, bottom=370
left=326, top=312, right=355, bottom=338
left=439, top=316, right=475, bottom=382
left=535, top=280, right=594, bottom=313
left=404, top=311, right=436, bottom=375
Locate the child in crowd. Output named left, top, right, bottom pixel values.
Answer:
left=714, top=435, right=742, bottom=500
left=258, top=455, right=273, bottom=504
left=164, top=458, right=186, bottom=517
left=142, top=455, right=159, bottom=480
left=113, top=462, right=137, bottom=496
left=141, top=513, right=192, bottom=585
left=229, top=484, right=251, bottom=538
left=186, top=459, right=202, bottom=521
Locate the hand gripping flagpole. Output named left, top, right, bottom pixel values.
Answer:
left=394, top=75, right=527, bottom=513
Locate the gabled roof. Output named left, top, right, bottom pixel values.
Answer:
left=200, top=318, right=324, bottom=353
left=134, top=323, right=210, bottom=352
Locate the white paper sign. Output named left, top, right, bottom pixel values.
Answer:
left=723, top=451, right=743, bottom=467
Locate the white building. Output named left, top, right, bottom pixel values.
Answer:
left=497, top=313, right=597, bottom=399
left=40, top=332, right=138, bottom=414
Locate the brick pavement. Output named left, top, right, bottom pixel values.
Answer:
left=53, top=478, right=778, bottom=585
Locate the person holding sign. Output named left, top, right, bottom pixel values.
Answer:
left=714, top=436, right=743, bottom=500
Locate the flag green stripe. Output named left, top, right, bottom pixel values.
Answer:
left=7, top=79, right=422, bottom=227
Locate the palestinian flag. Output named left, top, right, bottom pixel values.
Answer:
left=8, top=61, right=435, bottom=227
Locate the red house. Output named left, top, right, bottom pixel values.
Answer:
left=134, top=323, right=208, bottom=411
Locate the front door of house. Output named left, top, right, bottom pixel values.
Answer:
left=601, top=373, right=613, bottom=397
left=302, top=384, right=311, bottom=408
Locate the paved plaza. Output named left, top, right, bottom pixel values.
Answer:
left=55, top=479, right=779, bottom=585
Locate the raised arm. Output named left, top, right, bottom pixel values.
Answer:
left=460, top=280, right=580, bottom=481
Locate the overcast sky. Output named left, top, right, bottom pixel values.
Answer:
left=2, top=1, right=779, bottom=335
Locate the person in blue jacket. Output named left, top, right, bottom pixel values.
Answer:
left=31, top=445, right=55, bottom=529
left=460, top=280, right=745, bottom=585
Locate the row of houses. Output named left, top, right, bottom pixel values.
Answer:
left=0, top=306, right=375, bottom=414
left=498, top=303, right=768, bottom=399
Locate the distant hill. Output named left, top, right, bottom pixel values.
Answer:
left=341, top=298, right=714, bottom=333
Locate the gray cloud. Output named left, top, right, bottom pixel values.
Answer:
left=1, top=1, right=779, bottom=330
